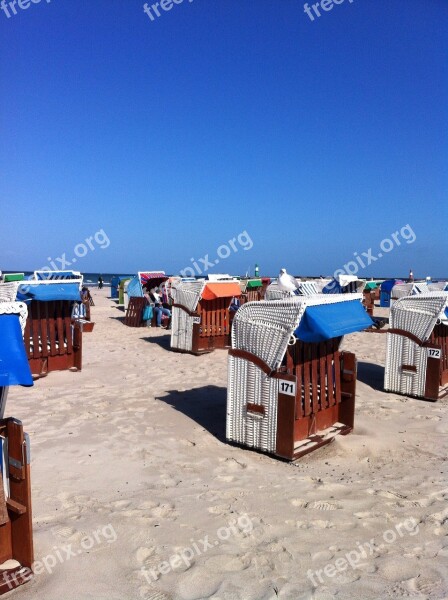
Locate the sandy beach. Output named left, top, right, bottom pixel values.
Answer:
left=7, top=289, right=448, bottom=600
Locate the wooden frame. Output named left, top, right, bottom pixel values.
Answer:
left=229, top=340, right=356, bottom=460
left=275, top=341, right=356, bottom=459
left=362, top=290, right=375, bottom=316
left=172, top=298, right=234, bottom=354
left=0, top=418, right=33, bottom=595
left=23, top=301, right=82, bottom=377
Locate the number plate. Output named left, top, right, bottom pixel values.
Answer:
left=192, top=317, right=201, bottom=324
left=278, top=380, right=296, bottom=396
left=428, top=348, right=442, bottom=359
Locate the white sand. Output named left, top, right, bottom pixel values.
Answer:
left=8, top=290, right=448, bottom=600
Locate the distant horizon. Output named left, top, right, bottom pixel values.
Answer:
left=2, top=269, right=446, bottom=282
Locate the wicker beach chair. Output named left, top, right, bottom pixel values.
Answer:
left=265, top=279, right=331, bottom=300
left=171, top=279, right=242, bottom=354
left=240, top=278, right=264, bottom=303
left=124, top=272, right=168, bottom=326
left=226, top=294, right=373, bottom=460
left=0, top=283, right=19, bottom=303
left=0, top=302, right=34, bottom=593
left=391, top=282, right=430, bottom=301
left=17, top=280, right=83, bottom=377
left=384, top=292, right=448, bottom=401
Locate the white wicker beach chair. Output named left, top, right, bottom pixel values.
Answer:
left=384, top=292, right=448, bottom=400
left=227, top=294, right=372, bottom=460
left=170, top=281, right=205, bottom=353
left=0, top=282, right=19, bottom=303
left=391, top=282, right=430, bottom=300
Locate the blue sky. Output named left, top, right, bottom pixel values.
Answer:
left=1, top=0, right=446, bottom=278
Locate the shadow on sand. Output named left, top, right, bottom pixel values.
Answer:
left=357, top=361, right=385, bottom=392
left=140, top=332, right=172, bottom=351
left=156, top=385, right=227, bottom=442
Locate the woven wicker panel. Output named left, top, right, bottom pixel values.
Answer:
left=170, top=306, right=193, bottom=352
left=0, top=282, right=19, bottom=303
left=385, top=335, right=427, bottom=397
left=227, top=355, right=278, bottom=452
left=171, top=281, right=205, bottom=313
left=390, top=293, right=448, bottom=342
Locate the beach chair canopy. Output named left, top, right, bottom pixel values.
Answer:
left=3, top=273, right=24, bottom=282
left=294, top=299, right=373, bottom=342
left=232, top=294, right=373, bottom=372
left=201, top=282, right=242, bottom=301
left=0, top=303, right=33, bottom=387
left=322, top=275, right=365, bottom=294
left=172, top=280, right=241, bottom=307
left=381, top=279, right=401, bottom=292
left=390, top=292, right=448, bottom=342
left=246, top=279, right=262, bottom=289
left=126, top=276, right=143, bottom=298
left=139, top=271, right=168, bottom=289
left=34, top=270, right=82, bottom=281
left=17, top=282, right=81, bottom=302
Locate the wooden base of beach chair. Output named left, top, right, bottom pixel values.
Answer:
left=0, top=418, right=33, bottom=595
left=228, top=343, right=357, bottom=461
left=171, top=304, right=232, bottom=355
left=385, top=322, right=448, bottom=402
left=24, top=302, right=82, bottom=377
left=124, top=297, right=147, bottom=327
left=363, top=290, right=374, bottom=316
left=273, top=348, right=356, bottom=460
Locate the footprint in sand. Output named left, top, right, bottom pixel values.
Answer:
left=366, top=488, right=407, bottom=499
left=291, top=499, right=340, bottom=511
left=296, top=520, right=334, bottom=529
left=208, top=504, right=231, bottom=516
left=389, top=572, right=447, bottom=599
left=140, top=587, right=173, bottom=600
left=389, top=498, right=432, bottom=508
left=50, top=525, right=78, bottom=540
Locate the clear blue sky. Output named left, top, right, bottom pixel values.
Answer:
left=1, top=0, right=446, bottom=278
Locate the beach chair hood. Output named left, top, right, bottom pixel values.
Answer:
left=17, top=282, right=81, bottom=302
left=0, top=303, right=33, bottom=387
left=231, top=294, right=373, bottom=372
left=390, top=292, right=448, bottom=342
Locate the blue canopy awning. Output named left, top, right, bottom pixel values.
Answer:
left=294, top=300, right=373, bottom=342
left=17, top=283, right=81, bottom=302
left=322, top=279, right=342, bottom=294
left=35, top=271, right=80, bottom=280
left=0, top=315, right=33, bottom=387
left=126, top=276, right=143, bottom=298
left=381, top=279, right=400, bottom=292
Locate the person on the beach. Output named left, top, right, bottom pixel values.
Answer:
left=149, top=287, right=171, bottom=328
left=98, top=275, right=103, bottom=289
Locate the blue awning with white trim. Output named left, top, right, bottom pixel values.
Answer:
left=294, top=300, right=373, bottom=342
left=17, top=283, right=81, bottom=302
